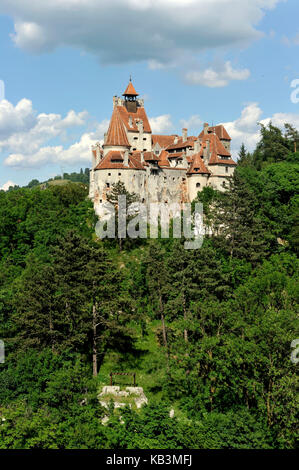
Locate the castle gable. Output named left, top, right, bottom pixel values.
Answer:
left=105, top=107, right=130, bottom=147
left=117, top=106, right=151, bottom=133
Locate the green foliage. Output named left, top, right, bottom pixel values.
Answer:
left=0, top=125, right=298, bottom=449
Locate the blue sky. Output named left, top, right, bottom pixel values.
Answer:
left=0, top=0, right=298, bottom=189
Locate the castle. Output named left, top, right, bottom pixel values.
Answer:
left=89, top=81, right=236, bottom=213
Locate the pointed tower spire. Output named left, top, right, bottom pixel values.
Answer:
left=123, top=80, right=139, bottom=97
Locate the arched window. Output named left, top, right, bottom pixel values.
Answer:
left=196, top=182, right=201, bottom=188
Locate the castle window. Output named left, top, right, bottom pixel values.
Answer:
left=196, top=183, right=201, bottom=188
left=225, top=166, right=228, bottom=173
left=143, top=149, right=147, bottom=151
left=143, top=138, right=146, bottom=141
left=118, top=173, right=121, bottom=176
left=134, top=137, right=138, bottom=140
left=100, top=199, right=102, bottom=203
left=133, top=148, right=137, bottom=151
left=106, top=183, right=110, bottom=188
left=164, top=177, right=167, bottom=182
left=108, top=173, right=111, bottom=176
left=182, top=178, right=186, bottom=182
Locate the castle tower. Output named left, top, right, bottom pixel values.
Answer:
left=123, top=78, right=139, bottom=113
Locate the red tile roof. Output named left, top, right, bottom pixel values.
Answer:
left=152, top=135, right=178, bottom=148
left=168, top=152, right=184, bottom=158
left=117, top=106, right=151, bottom=133
left=95, top=151, right=145, bottom=170
left=198, top=124, right=231, bottom=141
left=105, top=108, right=130, bottom=147
left=206, top=134, right=236, bottom=166
left=158, top=149, right=170, bottom=167
left=143, top=151, right=159, bottom=161
left=212, top=124, right=231, bottom=141
left=123, top=81, right=139, bottom=96
left=187, top=151, right=210, bottom=175
left=166, top=139, right=195, bottom=151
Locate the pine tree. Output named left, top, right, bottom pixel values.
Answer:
left=106, top=181, right=139, bottom=250
left=13, top=231, right=131, bottom=375
left=211, top=170, right=270, bottom=266
left=284, top=123, right=299, bottom=153
left=52, top=230, right=131, bottom=375
left=253, top=122, right=290, bottom=169
left=238, top=143, right=252, bottom=167
left=146, top=242, right=170, bottom=363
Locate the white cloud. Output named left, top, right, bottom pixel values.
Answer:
left=0, top=0, right=282, bottom=81
left=0, top=96, right=176, bottom=168
left=221, top=103, right=299, bottom=157
left=3, top=119, right=109, bottom=168
left=180, top=115, right=202, bottom=131
left=0, top=98, right=90, bottom=157
left=149, top=114, right=173, bottom=133
left=0, top=180, right=16, bottom=191
left=0, top=98, right=35, bottom=139
left=185, top=61, right=250, bottom=87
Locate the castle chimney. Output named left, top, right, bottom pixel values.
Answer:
left=93, top=142, right=102, bottom=166
left=113, top=96, right=118, bottom=109
left=203, top=123, right=209, bottom=135
left=140, top=151, right=144, bottom=163
left=194, top=139, right=200, bottom=153
left=124, top=149, right=129, bottom=167
left=174, top=136, right=178, bottom=144
left=203, top=139, right=210, bottom=164
left=182, top=128, right=188, bottom=142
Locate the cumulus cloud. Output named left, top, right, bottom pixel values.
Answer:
left=0, top=95, right=177, bottom=168
left=221, top=103, right=299, bottom=157
left=0, top=98, right=90, bottom=157
left=180, top=115, right=203, bottom=133
left=3, top=112, right=175, bottom=167
left=3, top=118, right=109, bottom=168
left=0, top=180, right=16, bottom=191
left=0, top=0, right=283, bottom=85
left=185, top=61, right=250, bottom=87
left=149, top=114, right=173, bottom=133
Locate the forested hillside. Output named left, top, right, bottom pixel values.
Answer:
left=0, top=123, right=298, bottom=449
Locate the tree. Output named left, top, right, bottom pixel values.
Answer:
left=211, top=170, right=270, bottom=266
left=52, top=230, right=132, bottom=375
left=146, top=242, right=170, bottom=364
left=238, top=143, right=253, bottom=167
left=106, top=181, right=140, bottom=250
left=284, top=123, right=299, bottom=153
left=253, top=122, right=290, bottom=169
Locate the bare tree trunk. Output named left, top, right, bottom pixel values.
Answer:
left=183, top=292, right=188, bottom=343
left=49, top=311, right=54, bottom=352
left=159, top=291, right=167, bottom=349
left=92, top=303, right=97, bottom=377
